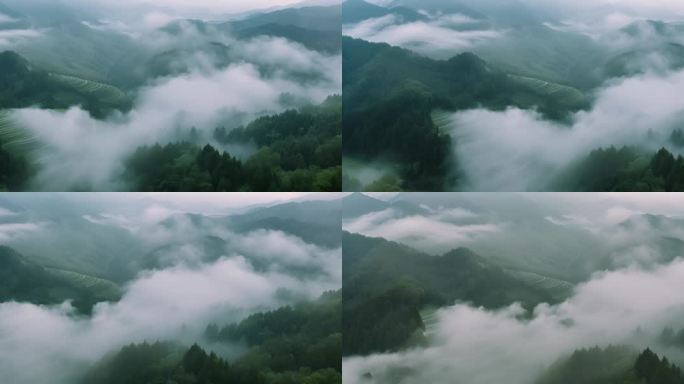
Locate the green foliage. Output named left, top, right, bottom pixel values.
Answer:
left=635, top=349, right=684, bottom=384
left=344, top=88, right=452, bottom=191
left=535, top=346, right=637, bottom=384
left=557, top=146, right=684, bottom=192
left=0, top=51, right=131, bottom=118
left=125, top=97, right=341, bottom=192
left=342, top=232, right=553, bottom=355
left=84, top=292, right=341, bottom=384
left=0, top=139, right=30, bottom=191
left=536, top=346, right=684, bottom=384
left=206, top=291, right=342, bottom=374
left=0, top=246, right=121, bottom=314
left=660, top=327, right=684, bottom=349
left=342, top=37, right=588, bottom=191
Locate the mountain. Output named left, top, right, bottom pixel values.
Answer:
left=231, top=5, right=341, bottom=33
left=605, top=42, right=684, bottom=77
left=386, top=0, right=484, bottom=19
left=0, top=246, right=121, bottom=313
left=342, top=0, right=390, bottom=24
left=342, top=192, right=430, bottom=219
left=0, top=50, right=131, bottom=117
left=342, top=192, right=389, bottom=218
left=231, top=199, right=342, bottom=247
left=343, top=231, right=554, bottom=355
left=234, top=23, right=340, bottom=53
left=84, top=292, right=342, bottom=384
left=472, top=24, right=606, bottom=90
left=342, top=36, right=588, bottom=190
left=3, top=213, right=144, bottom=282
left=342, top=0, right=427, bottom=24
left=535, top=347, right=684, bottom=384
left=0, top=2, right=29, bottom=29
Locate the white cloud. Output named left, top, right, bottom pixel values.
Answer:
left=344, top=258, right=684, bottom=384
left=0, top=255, right=324, bottom=384
left=12, top=30, right=341, bottom=190
left=344, top=208, right=501, bottom=254
left=447, top=68, right=684, bottom=191
left=0, top=28, right=42, bottom=48
left=0, top=222, right=43, bottom=241
left=0, top=12, right=17, bottom=23
left=344, top=14, right=502, bottom=58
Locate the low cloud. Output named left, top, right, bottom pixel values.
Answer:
left=0, top=28, right=41, bottom=47
left=447, top=67, right=684, bottom=191
left=343, top=14, right=502, bottom=59
left=344, top=207, right=500, bottom=254
left=344, top=258, right=684, bottom=384
left=0, top=256, right=324, bottom=384
left=0, top=195, right=341, bottom=384
left=0, top=222, right=43, bottom=241
left=11, top=28, right=341, bottom=190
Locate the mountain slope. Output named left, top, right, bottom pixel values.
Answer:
left=232, top=5, right=341, bottom=32
left=342, top=0, right=426, bottom=24
left=0, top=246, right=121, bottom=313
left=343, top=231, right=554, bottom=354
left=0, top=50, right=132, bottom=117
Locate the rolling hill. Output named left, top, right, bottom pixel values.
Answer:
left=342, top=231, right=557, bottom=355
left=0, top=50, right=132, bottom=117
left=231, top=5, right=341, bottom=33
left=0, top=245, right=121, bottom=313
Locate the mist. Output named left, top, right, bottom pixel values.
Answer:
left=6, top=18, right=341, bottom=190
left=448, top=67, right=684, bottom=191
left=0, top=193, right=341, bottom=384
left=343, top=13, right=501, bottom=59
left=344, top=259, right=684, bottom=384
left=342, top=193, right=684, bottom=384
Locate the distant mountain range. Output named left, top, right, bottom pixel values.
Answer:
left=0, top=245, right=121, bottom=314
left=342, top=230, right=558, bottom=355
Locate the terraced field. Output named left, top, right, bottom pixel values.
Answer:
left=430, top=109, right=454, bottom=134
left=509, top=74, right=588, bottom=110
left=343, top=156, right=402, bottom=191
left=0, top=110, right=44, bottom=157
left=49, top=73, right=129, bottom=106
left=505, top=269, right=574, bottom=302
left=419, top=307, right=441, bottom=340
left=47, top=268, right=122, bottom=301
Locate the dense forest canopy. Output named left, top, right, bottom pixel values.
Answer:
left=342, top=0, right=684, bottom=192
left=343, top=193, right=684, bottom=384
left=84, top=292, right=342, bottom=384
left=0, top=0, right=341, bottom=191
left=0, top=194, right=341, bottom=384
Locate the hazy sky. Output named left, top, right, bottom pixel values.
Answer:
left=86, top=0, right=326, bottom=15
left=142, top=0, right=299, bottom=11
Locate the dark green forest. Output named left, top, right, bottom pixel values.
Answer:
left=83, top=291, right=341, bottom=384
left=0, top=246, right=121, bottom=314
left=342, top=232, right=554, bottom=355
left=0, top=51, right=132, bottom=118
left=0, top=139, right=30, bottom=191
left=124, top=96, right=341, bottom=192
left=536, top=346, right=684, bottom=384
left=342, top=37, right=589, bottom=191
left=557, top=146, right=684, bottom=192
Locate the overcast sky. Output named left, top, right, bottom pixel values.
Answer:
left=119, top=0, right=302, bottom=13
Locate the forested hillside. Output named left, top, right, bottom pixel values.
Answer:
left=83, top=292, right=342, bottom=384
left=342, top=231, right=554, bottom=355
left=124, top=96, right=341, bottom=192
left=342, top=37, right=588, bottom=190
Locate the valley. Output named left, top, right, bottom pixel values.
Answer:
left=0, top=192, right=342, bottom=384
left=0, top=0, right=341, bottom=191
left=342, top=0, right=684, bottom=192
left=342, top=192, right=684, bottom=384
